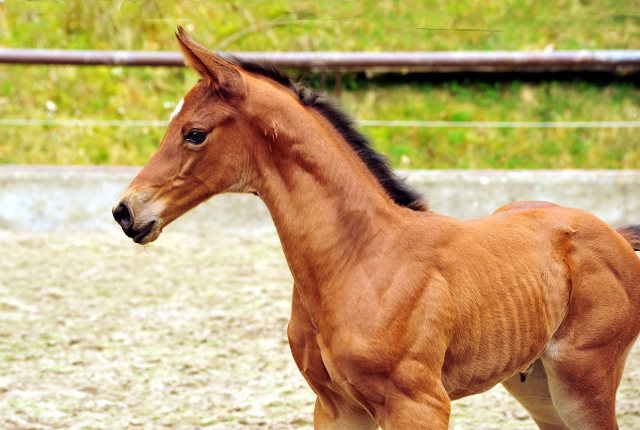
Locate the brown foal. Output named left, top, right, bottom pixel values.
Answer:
left=113, top=27, right=640, bottom=429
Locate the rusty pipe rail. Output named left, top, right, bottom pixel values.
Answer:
left=0, top=49, right=184, bottom=67
left=1, top=49, right=640, bottom=74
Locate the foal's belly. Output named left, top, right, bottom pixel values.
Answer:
left=443, top=356, right=541, bottom=401
left=436, top=252, right=570, bottom=399
left=442, top=333, right=552, bottom=400
left=439, top=283, right=562, bottom=399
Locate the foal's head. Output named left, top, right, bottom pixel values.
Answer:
left=113, top=27, right=425, bottom=244
left=112, top=27, right=271, bottom=243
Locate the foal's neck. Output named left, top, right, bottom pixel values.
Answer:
left=254, top=106, right=405, bottom=314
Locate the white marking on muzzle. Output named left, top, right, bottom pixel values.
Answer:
left=169, top=98, right=184, bottom=122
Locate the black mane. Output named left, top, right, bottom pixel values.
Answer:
left=224, top=55, right=428, bottom=212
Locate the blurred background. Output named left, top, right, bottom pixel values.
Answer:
left=0, top=0, right=639, bottom=169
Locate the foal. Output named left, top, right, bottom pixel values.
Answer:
left=114, top=27, right=640, bottom=429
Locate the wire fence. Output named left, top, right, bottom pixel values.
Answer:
left=0, top=119, right=638, bottom=128
left=2, top=48, right=639, bottom=130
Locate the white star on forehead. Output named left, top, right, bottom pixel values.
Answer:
left=169, top=98, right=184, bottom=122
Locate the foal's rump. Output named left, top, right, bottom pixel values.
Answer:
left=487, top=201, right=640, bottom=329
left=439, top=201, right=640, bottom=397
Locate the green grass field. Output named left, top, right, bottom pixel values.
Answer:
left=0, top=0, right=639, bottom=168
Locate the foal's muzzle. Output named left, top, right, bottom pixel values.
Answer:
left=112, top=200, right=157, bottom=244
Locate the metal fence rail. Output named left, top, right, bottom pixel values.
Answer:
left=2, top=48, right=640, bottom=74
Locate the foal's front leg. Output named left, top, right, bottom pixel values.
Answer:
left=289, top=286, right=451, bottom=429
left=287, top=286, right=378, bottom=430
left=377, top=366, right=451, bottom=430
left=313, top=396, right=379, bottom=430
left=310, top=351, right=451, bottom=430
left=314, top=366, right=451, bottom=429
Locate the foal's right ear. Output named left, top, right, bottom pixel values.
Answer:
left=175, top=25, right=244, bottom=98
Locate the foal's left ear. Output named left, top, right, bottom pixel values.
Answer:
left=175, top=25, right=244, bottom=98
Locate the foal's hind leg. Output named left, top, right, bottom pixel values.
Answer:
left=538, top=269, right=640, bottom=428
left=501, top=359, right=569, bottom=430
left=539, top=346, right=625, bottom=430
left=537, top=315, right=638, bottom=429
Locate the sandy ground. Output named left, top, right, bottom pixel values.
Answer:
left=0, top=231, right=639, bottom=430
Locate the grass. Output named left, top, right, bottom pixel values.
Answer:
left=4, top=0, right=640, bottom=52
left=345, top=78, right=640, bottom=169
left=0, top=0, right=639, bottom=168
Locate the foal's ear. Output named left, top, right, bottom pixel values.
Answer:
left=175, top=25, right=244, bottom=98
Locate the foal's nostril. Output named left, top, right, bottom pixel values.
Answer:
left=113, top=201, right=134, bottom=230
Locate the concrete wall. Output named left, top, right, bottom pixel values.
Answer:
left=1, top=166, right=639, bottom=236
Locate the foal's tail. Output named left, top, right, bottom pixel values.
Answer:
left=616, top=225, right=640, bottom=251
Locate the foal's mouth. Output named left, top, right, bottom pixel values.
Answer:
left=127, top=220, right=157, bottom=244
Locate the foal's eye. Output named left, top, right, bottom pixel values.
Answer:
left=184, top=130, right=207, bottom=145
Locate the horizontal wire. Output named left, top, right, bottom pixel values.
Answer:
left=0, top=118, right=639, bottom=128
left=358, top=120, right=640, bottom=128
